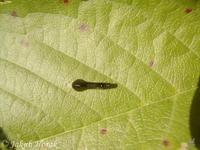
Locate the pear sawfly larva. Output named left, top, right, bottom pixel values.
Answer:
left=72, top=79, right=118, bottom=92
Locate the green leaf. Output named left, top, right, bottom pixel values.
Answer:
left=0, top=0, right=200, bottom=150
left=0, top=0, right=81, bottom=18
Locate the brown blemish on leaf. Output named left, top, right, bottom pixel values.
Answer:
left=79, top=24, right=88, bottom=32
left=20, top=40, right=29, bottom=47
left=100, top=128, right=107, bottom=135
left=162, top=139, right=170, bottom=147
left=11, top=11, right=17, bottom=17
left=149, top=60, right=154, bottom=67
left=63, top=0, right=69, bottom=4
left=185, top=8, right=192, bottom=14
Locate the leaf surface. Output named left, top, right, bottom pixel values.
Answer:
left=0, top=0, right=200, bottom=150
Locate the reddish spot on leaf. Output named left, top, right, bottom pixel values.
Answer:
left=162, top=139, right=170, bottom=147
left=100, top=128, right=107, bottom=135
left=11, top=11, right=17, bottom=17
left=185, top=8, right=192, bottom=14
left=20, top=40, right=29, bottom=48
left=63, top=0, right=69, bottom=4
left=79, top=24, right=88, bottom=32
left=149, top=60, right=154, bottom=67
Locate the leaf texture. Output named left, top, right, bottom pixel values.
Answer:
left=0, top=0, right=200, bottom=150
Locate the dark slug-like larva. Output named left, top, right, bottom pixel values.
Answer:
left=72, top=79, right=118, bottom=92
